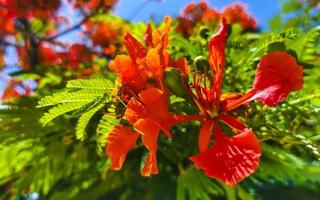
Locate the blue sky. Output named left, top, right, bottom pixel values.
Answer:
left=114, top=0, right=281, bottom=30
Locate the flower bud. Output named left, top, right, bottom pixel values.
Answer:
left=199, top=27, right=210, bottom=39
left=194, top=56, right=210, bottom=72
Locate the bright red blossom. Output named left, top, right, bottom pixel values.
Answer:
left=222, top=3, right=257, bottom=31
left=4, top=0, right=60, bottom=18
left=176, top=2, right=257, bottom=37
left=185, top=18, right=303, bottom=187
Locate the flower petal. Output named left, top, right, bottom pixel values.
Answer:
left=145, top=45, right=163, bottom=79
left=190, top=127, right=261, bottom=187
left=208, top=18, right=228, bottom=107
left=122, top=32, right=147, bottom=62
left=106, top=125, right=139, bottom=170
left=109, top=55, right=137, bottom=82
left=219, top=114, right=245, bottom=131
left=251, top=51, right=303, bottom=106
left=124, top=87, right=175, bottom=137
left=167, top=56, right=190, bottom=76
left=143, top=22, right=153, bottom=48
left=224, top=51, right=303, bottom=111
left=198, top=120, right=214, bottom=152
left=134, top=119, right=160, bottom=176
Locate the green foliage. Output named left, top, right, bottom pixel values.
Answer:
left=177, top=167, right=223, bottom=200
left=38, top=78, right=115, bottom=126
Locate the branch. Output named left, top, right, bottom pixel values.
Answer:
left=43, top=14, right=93, bottom=42
left=42, top=0, right=105, bottom=42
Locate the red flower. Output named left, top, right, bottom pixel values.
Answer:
left=175, top=2, right=257, bottom=36
left=222, top=3, right=257, bottom=31
left=1, top=80, right=31, bottom=102
left=68, top=44, right=95, bottom=69
left=182, top=18, right=303, bottom=187
left=0, top=3, right=15, bottom=34
left=107, top=88, right=193, bottom=176
left=175, top=2, right=219, bottom=36
left=5, top=0, right=61, bottom=18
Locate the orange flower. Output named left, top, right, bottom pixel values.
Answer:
left=109, top=17, right=189, bottom=99
left=106, top=87, right=200, bottom=176
left=107, top=88, right=176, bottom=176
left=106, top=18, right=191, bottom=176
left=88, top=21, right=126, bottom=56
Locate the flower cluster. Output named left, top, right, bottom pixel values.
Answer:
left=85, top=20, right=129, bottom=56
left=3, top=0, right=61, bottom=18
left=105, top=17, right=303, bottom=187
left=176, top=2, right=257, bottom=37
left=69, top=0, right=118, bottom=11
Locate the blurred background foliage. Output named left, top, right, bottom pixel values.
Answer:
left=0, top=0, right=320, bottom=199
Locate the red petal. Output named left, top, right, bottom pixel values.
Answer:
left=143, top=22, right=153, bottom=48
left=134, top=119, right=160, bottom=176
left=208, top=18, right=228, bottom=107
left=122, top=33, right=147, bottom=62
left=219, top=114, right=245, bottom=131
left=190, top=127, right=261, bottom=187
left=198, top=120, right=214, bottom=152
left=106, top=125, right=139, bottom=170
left=224, top=52, right=303, bottom=111
left=162, top=16, right=172, bottom=49
left=167, top=56, right=190, bottom=76
left=251, top=51, right=303, bottom=106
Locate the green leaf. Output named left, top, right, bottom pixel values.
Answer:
left=76, top=104, right=104, bottom=141
left=96, top=114, right=119, bottom=155
left=40, top=101, right=88, bottom=125
left=177, top=167, right=223, bottom=200
left=37, top=89, right=104, bottom=107
left=66, top=79, right=115, bottom=90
